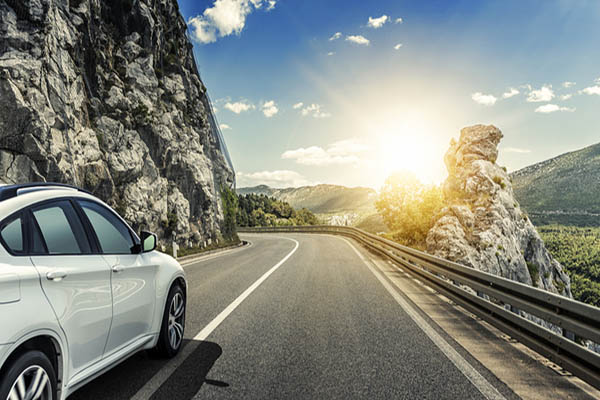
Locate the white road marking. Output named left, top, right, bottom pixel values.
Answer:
left=339, top=237, right=506, bottom=400
left=130, top=236, right=299, bottom=400
left=192, top=237, right=298, bottom=342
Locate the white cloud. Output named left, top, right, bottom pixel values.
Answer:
left=282, top=139, right=368, bottom=166
left=395, top=17, right=403, bottom=24
left=292, top=102, right=304, bottom=109
left=299, top=103, right=331, bottom=118
left=471, top=92, right=497, bottom=106
left=220, top=123, right=231, bottom=130
left=237, top=170, right=311, bottom=188
left=502, top=88, right=519, bottom=99
left=188, top=0, right=275, bottom=44
left=560, top=94, right=573, bottom=100
left=534, top=104, right=575, bottom=113
left=224, top=101, right=254, bottom=113
left=502, top=147, right=531, bottom=154
left=327, top=51, right=335, bottom=56
left=261, top=100, right=278, bottom=118
left=346, top=35, right=370, bottom=46
left=527, top=85, right=554, bottom=102
left=367, top=15, right=389, bottom=29
left=394, top=43, right=403, bottom=50
left=581, top=85, right=600, bottom=95
left=329, top=32, right=342, bottom=41
left=563, top=81, right=576, bottom=88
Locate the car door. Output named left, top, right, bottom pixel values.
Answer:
left=28, top=199, right=113, bottom=381
left=76, top=199, right=158, bottom=355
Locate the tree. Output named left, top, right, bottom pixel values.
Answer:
left=376, top=171, right=444, bottom=248
left=220, top=185, right=239, bottom=242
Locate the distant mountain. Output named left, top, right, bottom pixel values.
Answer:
left=237, top=184, right=377, bottom=215
left=511, top=142, right=600, bottom=226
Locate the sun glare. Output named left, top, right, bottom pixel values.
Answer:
left=374, top=118, right=447, bottom=185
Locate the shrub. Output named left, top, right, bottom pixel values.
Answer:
left=526, top=261, right=540, bottom=285
left=161, top=212, right=178, bottom=239
left=492, top=175, right=506, bottom=189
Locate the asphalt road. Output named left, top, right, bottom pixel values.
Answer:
left=71, top=233, right=517, bottom=400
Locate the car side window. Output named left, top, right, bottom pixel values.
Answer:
left=0, top=214, right=24, bottom=254
left=32, top=201, right=91, bottom=255
left=78, top=200, right=135, bottom=254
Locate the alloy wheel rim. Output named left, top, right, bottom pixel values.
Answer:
left=168, top=292, right=185, bottom=350
left=7, top=365, right=52, bottom=400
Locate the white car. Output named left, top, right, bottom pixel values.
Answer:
left=0, top=183, right=187, bottom=400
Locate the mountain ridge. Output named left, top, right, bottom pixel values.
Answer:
left=511, top=141, right=600, bottom=226
left=237, top=184, right=377, bottom=215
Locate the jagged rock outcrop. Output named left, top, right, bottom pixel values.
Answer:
left=426, top=125, right=571, bottom=297
left=0, top=0, right=234, bottom=246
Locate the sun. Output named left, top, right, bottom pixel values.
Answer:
left=373, top=118, right=447, bottom=185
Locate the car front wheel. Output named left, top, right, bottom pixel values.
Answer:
left=152, top=284, right=186, bottom=358
left=0, top=350, right=57, bottom=400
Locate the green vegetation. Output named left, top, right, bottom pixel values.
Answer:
left=237, top=193, right=319, bottom=227
left=237, top=184, right=376, bottom=215
left=221, top=186, right=240, bottom=242
left=526, top=261, right=540, bottom=285
left=539, top=225, right=600, bottom=307
left=492, top=175, right=506, bottom=189
left=161, top=211, right=178, bottom=239
left=375, top=171, right=444, bottom=249
left=511, top=141, right=600, bottom=226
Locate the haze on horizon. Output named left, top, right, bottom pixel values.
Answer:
left=178, top=0, right=600, bottom=190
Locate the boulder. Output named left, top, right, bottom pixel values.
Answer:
left=427, top=125, right=571, bottom=297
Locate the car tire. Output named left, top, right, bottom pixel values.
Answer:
left=151, top=284, right=186, bottom=358
left=0, top=350, right=57, bottom=400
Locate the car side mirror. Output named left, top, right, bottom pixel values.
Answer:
left=141, top=231, right=157, bottom=252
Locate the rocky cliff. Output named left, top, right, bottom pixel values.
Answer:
left=426, top=125, right=571, bottom=297
left=0, top=0, right=234, bottom=246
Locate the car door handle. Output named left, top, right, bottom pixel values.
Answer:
left=112, top=265, right=125, bottom=273
left=46, top=270, right=67, bottom=281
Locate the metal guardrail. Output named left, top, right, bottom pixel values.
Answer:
left=239, top=225, right=600, bottom=389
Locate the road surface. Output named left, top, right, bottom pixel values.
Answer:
left=69, top=233, right=583, bottom=400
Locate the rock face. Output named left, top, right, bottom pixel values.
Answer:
left=426, top=125, right=571, bottom=297
left=0, top=0, right=234, bottom=246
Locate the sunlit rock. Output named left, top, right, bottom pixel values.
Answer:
left=0, top=0, right=234, bottom=246
left=427, top=125, right=572, bottom=297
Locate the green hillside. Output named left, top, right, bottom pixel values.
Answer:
left=237, top=184, right=377, bottom=214
left=511, top=142, right=600, bottom=226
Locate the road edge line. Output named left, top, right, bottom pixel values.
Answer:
left=338, top=236, right=506, bottom=400
left=130, top=236, right=299, bottom=400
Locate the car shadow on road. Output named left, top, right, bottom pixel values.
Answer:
left=150, top=340, right=226, bottom=399
left=70, top=340, right=224, bottom=400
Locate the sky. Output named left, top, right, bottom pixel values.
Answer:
left=177, top=0, right=600, bottom=189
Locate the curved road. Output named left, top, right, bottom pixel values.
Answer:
left=70, top=233, right=521, bottom=399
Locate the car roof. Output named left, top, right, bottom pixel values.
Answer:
left=0, top=184, right=104, bottom=220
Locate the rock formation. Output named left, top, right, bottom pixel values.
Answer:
left=426, top=125, right=571, bottom=297
left=0, top=0, right=234, bottom=246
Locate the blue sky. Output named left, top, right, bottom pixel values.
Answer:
left=178, top=0, right=600, bottom=189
